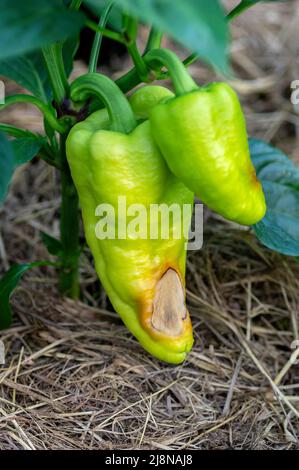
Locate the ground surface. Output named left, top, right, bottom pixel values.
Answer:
left=0, top=0, right=299, bottom=450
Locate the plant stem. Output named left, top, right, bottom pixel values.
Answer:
left=144, top=49, right=197, bottom=95
left=69, top=0, right=82, bottom=9
left=227, top=0, right=253, bottom=21
left=183, top=52, right=198, bottom=68
left=144, top=27, right=163, bottom=53
left=86, top=20, right=125, bottom=44
left=114, top=2, right=247, bottom=92
left=115, top=50, right=197, bottom=94
left=89, top=1, right=114, bottom=73
left=115, top=68, right=141, bottom=93
left=42, top=44, right=69, bottom=105
left=156, top=52, right=199, bottom=80
left=70, top=73, right=137, bottom=133
left=123, top=16, right=149, bottom=82
left=42, top=36, right=80, bottom=299
left=127, top=41, right=149, bottom=82
left=59, top=134, right=80, bottom=299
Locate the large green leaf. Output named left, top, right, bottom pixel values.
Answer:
left=11, top=136, right=46, bottom=165
left=0, top=132, right=45, bottom=203
left=250, top=138, right=299, bottom=256
left=87, top=0, right=229, bottom=73
left=0, top=0, right=85, bottom=60
left=0, top=37, right=79, bottom=102
left=0, top=52, right=52, bottom=102
left=0, top=133, right=14, bottom=202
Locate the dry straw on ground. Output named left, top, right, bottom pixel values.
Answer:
left=0, top=0, right=299, bottom=450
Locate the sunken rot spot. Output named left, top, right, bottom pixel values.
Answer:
left=151, top=268, right=187, bottom=337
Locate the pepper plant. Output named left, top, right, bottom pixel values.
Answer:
left=0, top=0, right=297, bottom=362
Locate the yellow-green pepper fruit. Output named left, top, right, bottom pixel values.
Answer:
left=145, top=49, right=266, bottom=226
left=66, top=75, right=194, bottom=364
left=129, top=85, right=174, bottom=120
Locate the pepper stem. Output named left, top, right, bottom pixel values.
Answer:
left=59, top=134, right=80, bottom=299
left=144, top=48, right=197, bottom=96
left=70, top=73, right=137, bottom=134
left=88, top=1, right=114, bottom=73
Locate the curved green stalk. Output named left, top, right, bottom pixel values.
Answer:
left=156, top=52, right=199, bottom=81
left=89, top=1, right=115, bottom=73
left=144, top=48, right=197, bottom=95
left=115, top=51, right=198, bottom=94
left=70, top=73, right=137, bottom=133
left=111, top=48, right=197, bottom=96
left=0, top=94, right=67, bottom=133
left=86, top=20, right=125, bottom=44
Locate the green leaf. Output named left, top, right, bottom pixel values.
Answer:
left=12, top=136, right=46, bottom=165
left=87, top=0, right=229, bottom=73
left=63, top=35, right=80, bottom=78
left=41, top=232, right=63, bottom=256
left=0, top=0, right=85, bottom=60
left=0, top=264, right=32, bottom=329
left=0, top=132, right=14, bottom=202
left=0, top=261, right=55, bottom=330
left=254, top=215, right=299, bottom=257
left=0, top=37, right=79, bottom=101
left=0, top=124, right=39, bottom=139
left=0, top=132, right=45, bottom=203
left=0, top=52, right=52, bottom=102
left=250, top=138, right=299, bottom=256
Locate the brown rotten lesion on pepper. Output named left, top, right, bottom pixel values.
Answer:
left=139, top=266, right=192, bottom=341
left=152, top=268, right=187, bottom=337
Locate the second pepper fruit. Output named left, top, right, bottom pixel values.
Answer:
left=144, top=49, right=267, bottom=226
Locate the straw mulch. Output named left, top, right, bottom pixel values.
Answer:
left=0, top=0, right=299, bottom=450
